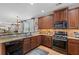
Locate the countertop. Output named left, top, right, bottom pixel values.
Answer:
left=0, top=33, right=79, bottom=43
left=0, top=34, right=41, bottom=43
left=68, top=36, right=79, bottom=40
left=0, top=36, right=26, bottom=43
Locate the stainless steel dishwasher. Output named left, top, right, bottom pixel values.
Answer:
left=5, top=40, right=23, bottom=55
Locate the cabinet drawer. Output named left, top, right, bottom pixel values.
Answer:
left=68, top=39, right=79, bottom=44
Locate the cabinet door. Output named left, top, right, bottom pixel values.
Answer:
left=30, top=37, right=37, bottom=49
left=38, top=18, right=43, bottom=29
left=68, top=8, right=79, bottom=29
left=54, top=8, right=68, bottom=24
left=46, top=36, right=52, bottom=48
left=23, top=38, right=31, bottom=54
left=68, top=39, right=79, bottom=55
left=54, top=11, right=60, bottom=22
left=60, top=8, right=68, bottom=21
left=41, top=35, right=46, bottom=46
left=68, top=43, right=78, bottom=55
left=0, top=43, right=5, bottom=55
left=38, top=15, right=53, bottom=29
left=41, top=36, right=52, bottom=48
left=36, top=36, right=41, bottom=46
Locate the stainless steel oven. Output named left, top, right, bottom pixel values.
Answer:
left=52, top=31, right=68, bottom=54
left=53, top=40, right=67, bottom=49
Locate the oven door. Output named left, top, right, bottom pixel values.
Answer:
left=53, top=40, right=67, bottom=49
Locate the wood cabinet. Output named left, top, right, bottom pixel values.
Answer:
left=68, top=39, right=79, bottom=55
left=0, top=43, right=5, bottom=55
left=68, top=8, right=79, bottom=29
left=54, top=11, right=61, bottom=22
left=53, top=8, right=68, bottom=23
left=30, top=36, right=41, bottom=49
left=41, top=35, right=52, bottom=48
left=60, top=8, right=68, bottom=20
left=23, top=38, right=31, bottom=54
left=30, top=36, right=37, bottom=49
left=38, top=15, right=53, bottom=29
left=0, top=35, right=53, bottom=55
left=23, top=36, right=41, bottom=54
left=36, top=35, right=41, bottom=46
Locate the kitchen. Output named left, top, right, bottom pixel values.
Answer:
left=0, top=3, right=79, bottom=55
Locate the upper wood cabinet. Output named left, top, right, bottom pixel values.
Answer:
left=54, top=11, right=60, bottom=22
left=68, top=8, right=79, bottom=29
left=38, top=15, right=53, bottom=29
left=53, top=8, right=68, bottom=23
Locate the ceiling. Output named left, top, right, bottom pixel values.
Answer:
left=0, top=3, right=78, bottom=24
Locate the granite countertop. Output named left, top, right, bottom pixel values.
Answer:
left=0, top=36, right=27, bottom=43
left=1, top=33, right=73, bottom=43
left=68, top=36, right=79, bottom=40
left=0, top=34, right=41, bottom=43
left=0, top=33, right=53, bottom=43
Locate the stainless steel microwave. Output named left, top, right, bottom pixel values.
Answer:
left=54, top=21, right=68, bottom=29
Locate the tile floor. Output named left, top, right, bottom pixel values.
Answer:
left=38, top=45, right=64, bottom=55
left=26, top=45, right=64, bottom=55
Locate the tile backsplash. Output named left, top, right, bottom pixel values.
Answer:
left=38, top=29, right=79, bottom=37
left=67, top=29, right=79, bottom=37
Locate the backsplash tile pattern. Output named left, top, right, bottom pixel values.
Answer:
left=38, top=29, right=79, bottom=37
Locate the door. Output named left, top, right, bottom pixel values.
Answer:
left=23, top=38, right=31, bottom=54
left=68, top=39, right=79, bottom=55
left=60, top=8, right=68, bottom=21
left=38, top=15, right=53, bottom=29
left=46, top=36, right=52, bottom=48
left=54, top=11, right=60, bottom=23
left=68, top=8, right=79, bottom=29
left=30, top=37, right=37, bottom=49
left=42, top=35, right=52, bottom=48
left=54, top=8, right=68, bottom=23
left=36, top=36, right=41, bottom=46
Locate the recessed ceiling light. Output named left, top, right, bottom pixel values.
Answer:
left=30, top=3, right=34, bottom=5
left=56, top=3, right=62, bottom=6
left=41, top=10, right=45, bottom=13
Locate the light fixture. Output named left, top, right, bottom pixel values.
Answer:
left=56, top=3, right=62, bottom=6
left=30, top=3, right=34, bottom=5
left=41, top=10, right=45, bottom=13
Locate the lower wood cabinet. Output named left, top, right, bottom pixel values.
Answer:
left=17, top=35, right=52, bottom=54
left=23, top=38, right=31, bottom=54
left=41, top=35, right=52, bottom=48
left=30, top=36, right=37, bottom=49
left=0, top=43, right=5, bottom=55
left=30, top=36, right=41, bottom=49
left=23, top=35, right=41, bottom=54
left=36, top=35, right=41, bottom=46
left=68, top=39, right=79, bottom=55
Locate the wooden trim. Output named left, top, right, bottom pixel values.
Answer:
left=68, top=7, right=79, bottom=11
left=54, top=7, right=68, bottom=12
left=0, top=43, right=5, bottom=55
